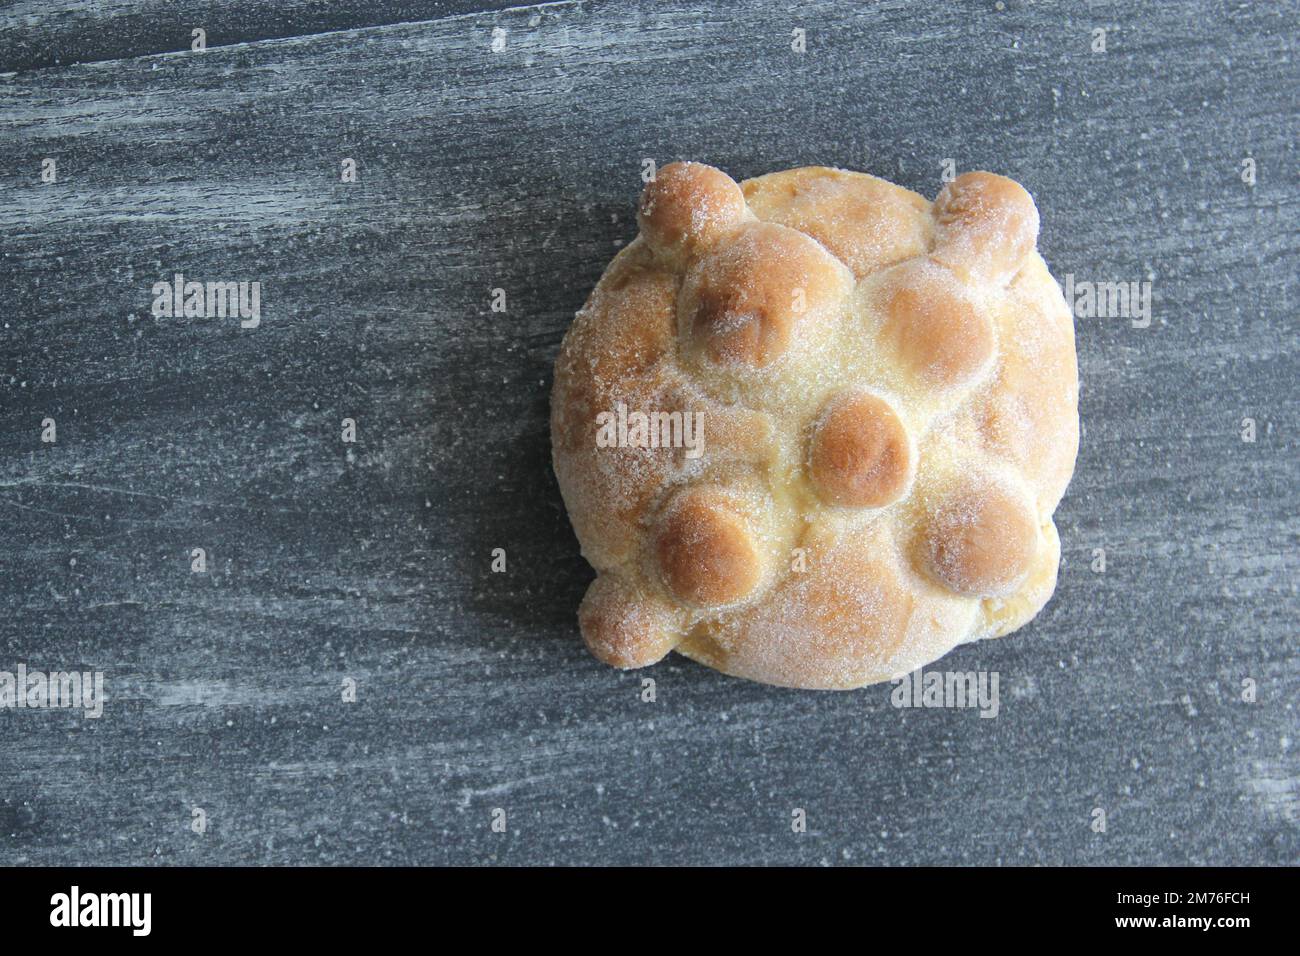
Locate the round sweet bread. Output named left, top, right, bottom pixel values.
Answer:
left=551, top=162, right=1078, bottom=689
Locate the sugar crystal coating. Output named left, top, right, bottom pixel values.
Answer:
left=932, top=171, right=1039, bottom=283
left=879, top=258, right=996, bottom=390
left=552, top=162, right=1079, bottom=689
left=922, top=478, right=1039, bottom=597
left=639, top=161, right=748, bottom=260
left=681, top=221, right=853, bottom=368
left=808, top=389, right=913, bottom=508
left=655, top=486, right=764, bottom=608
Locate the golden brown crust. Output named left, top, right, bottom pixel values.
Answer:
left=680, top=221, right=852, bottom=368
left=921, top=478, right=1040, bottom=598
left=932, top=171, right=1039, bottom=283
left=807, top=389, right=914, bottom=508
left=655, top=485, right=763, bottom=607
left=680, top=529, right=916, bottom=689
left=579, top=574, right=679, bottom=669
left=639, top=161, right=749, bottom=261
left=551, top=163, right=1079, bottom=689
left=742, top=166, right=932, bottom=277
left=878, top=258, right=996, bottom=390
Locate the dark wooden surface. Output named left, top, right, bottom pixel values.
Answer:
left=0, top=0, right=1295, bottom=866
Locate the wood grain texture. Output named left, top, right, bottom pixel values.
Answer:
left=0, top=0, right=1296, bottom=865
left=0, top=1, right=525, bottom=72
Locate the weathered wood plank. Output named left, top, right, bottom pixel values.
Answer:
left=0, top=0, right=1295, bottom=865
left=0, top=1, right=523, bottom=72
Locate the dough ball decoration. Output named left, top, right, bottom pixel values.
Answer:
left=552, top=162, right=1079, bottom=689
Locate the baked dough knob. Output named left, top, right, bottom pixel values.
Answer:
left=578, top=574, right=680, bottom=669
left=923, top=481, right=1040, bottom=598
left=881, top=259, right=996, bottom=390
left=808, top=390, right=914, bottom=508
left=931, top=172, right=1040, bottom=284
left=655, top=486, right=764, bottom=608
left=683, top=222, right=852, bottom=368
left=637, top=161, right=748, bottom=260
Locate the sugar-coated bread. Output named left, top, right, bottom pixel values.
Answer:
left=552, top=163, right=1078, bottom=689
